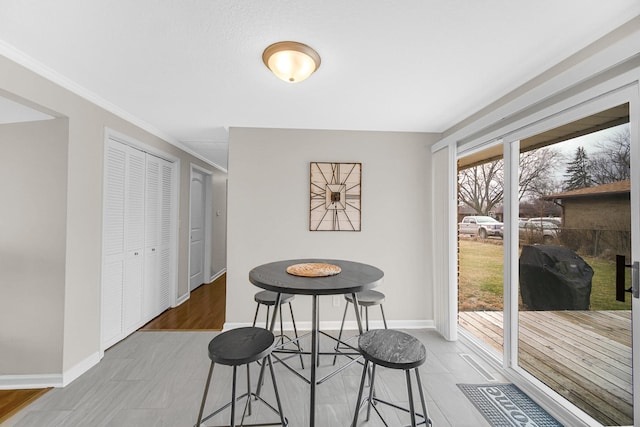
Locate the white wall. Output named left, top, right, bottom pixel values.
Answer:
left=226, top=127, right=439, bottom=329
left=0, top=118, right=68, bottom=375
left=210, top=168, right=227, bottom=277
left=0, top=54, right=222, bottom=385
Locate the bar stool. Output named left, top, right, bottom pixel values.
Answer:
left=195, top=327, right=287, bottom=427
left=352, top=329, right=431, bottom=427
left=333, top=290, right=387, bottom=365
left=253, top=290, right=304, bottom=369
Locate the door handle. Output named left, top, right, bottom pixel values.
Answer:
left=633, top=261, right=639, bottom=299
left=616, top=255, right=639, bottom=301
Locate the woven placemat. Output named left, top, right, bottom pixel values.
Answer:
left=286, top=263, right=341, bottom=277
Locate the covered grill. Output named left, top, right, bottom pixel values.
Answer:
left=519, top=245, right=593, bottom=310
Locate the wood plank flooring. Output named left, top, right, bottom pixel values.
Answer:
left=0, top=389, right=51, bottom=425
left=140, top=274, right=226, bottom=330
left=0, top=275, right=226, bottom=424
left=459, top=310, right=633, bottom=426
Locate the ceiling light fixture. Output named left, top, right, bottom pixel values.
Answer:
left=262, top=41, right=321, bottom=83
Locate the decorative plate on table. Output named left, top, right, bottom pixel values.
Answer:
left=286, top=263, right=342, bottom=277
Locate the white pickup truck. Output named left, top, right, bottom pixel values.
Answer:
left=458, top=215, right=503, bottom=239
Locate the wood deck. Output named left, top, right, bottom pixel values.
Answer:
left=459, top=310, right=632, bottom=426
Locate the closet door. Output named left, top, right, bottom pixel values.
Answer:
left=102, top=136, right=176, bottom=349
left=102, top=143, right=126, bottom=347
left=158, top=158, right=174, bottom=312
left=143, top=155, right=161, bottom=319
left=142, top=154, right=173, bottom=318
left=122, top=147, right=145, bottom=334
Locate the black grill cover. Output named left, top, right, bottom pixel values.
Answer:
left=519, top=245, right=593, bottom=310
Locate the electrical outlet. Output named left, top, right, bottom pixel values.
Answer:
left=332, top=295, right=340, bottom=307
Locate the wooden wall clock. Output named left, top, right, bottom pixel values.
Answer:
left=309, top=162, right=361, bottom=231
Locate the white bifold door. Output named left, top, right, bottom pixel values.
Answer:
left=101, top=137, right=175, bottom=349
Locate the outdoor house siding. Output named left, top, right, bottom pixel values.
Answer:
left=563, top=195, right=631, bottom=231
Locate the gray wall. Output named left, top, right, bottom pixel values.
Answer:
left=0, top=118, right=68, bottom=374
left=226, top=127, right=439, bottom=329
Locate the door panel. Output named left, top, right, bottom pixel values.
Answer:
left=190, top=170, right=205, bottom=291
left=123, top=147, right=145, bottom=333
left=515, top=109, right=633, bottom=425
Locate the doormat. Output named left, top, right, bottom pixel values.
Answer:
left=457, top=384, right=562, bottom=427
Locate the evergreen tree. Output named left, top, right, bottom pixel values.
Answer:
left=563, top=146, right=592, bottom=190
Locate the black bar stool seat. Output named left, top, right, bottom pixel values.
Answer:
left=352, top=329, right=431, bottom=427
left=196, top=327, right=287, bottom=427
left=344, top=289, right=385, bottom=307
left=253, top=290, right=304, bottom=369
left=254, top=290, right=295, bottom=306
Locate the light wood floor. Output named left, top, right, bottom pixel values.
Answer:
left=0, top=275, right=226, bottom=424
left=459, top=310, right=633, bottom=426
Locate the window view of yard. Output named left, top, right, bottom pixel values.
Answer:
left=458, top=238, right=631, bottom=312
left=458, top=116, right=631, bottom=314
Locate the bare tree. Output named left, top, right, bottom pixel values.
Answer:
left=590, top=127, right=630, bottom=185
left=518, top=148, right=562, bottom=199
left=458, top=160, right=503, bottom=215
left=458, top=147, right=561, bottom=215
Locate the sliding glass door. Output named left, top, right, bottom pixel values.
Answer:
left=458, top=92, right=639, bottom=425
left=512, top=105, right=633, bottom=425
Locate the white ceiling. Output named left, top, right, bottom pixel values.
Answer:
left=0, top=1, right=638, bottom=170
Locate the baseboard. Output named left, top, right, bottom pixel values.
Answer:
left=0, top=351, right=101, bottom=390
left=175, top=270, right=225, bottom=308
left=0, top=374, right=62, bottom=390
left=175, top=292, right=189, bottom=307
left=223, top=319, right=435, bottom=332
left=209, top=268, right=226, bottom=283
left=62, top=351, right=101, bottom=387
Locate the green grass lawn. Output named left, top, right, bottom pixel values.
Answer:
left=458, top=238, right=632, bottom=311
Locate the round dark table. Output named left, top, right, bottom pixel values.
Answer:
left=249, top=259, right=384, bottom=427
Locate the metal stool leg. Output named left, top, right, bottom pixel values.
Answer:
left=267, top=355, right=288, bottom=426
left=288, top=302, right=305, bottom=369
left=333, top=301, right=350, bottom=365
left=365, top=306, right=369, bottom=331
left=246, top=364, right=252, bottom=416
left=279, top=305, right=284, bottom=342
left=265, top=306, right=271, bottom=329
left=196, top=361, right=215, bottom=427
left=230, top=365, right=238, bottom=427
left=252, top=303, right=260, bottom=327
left=414, top=368, right=431, bottom=426
left=380, top=304, right=388, bottom=329
left=406, top=369, right=417, bottom=427
left=351, top=359, right=369, bottom=427
left=365, top=363, right=377, bottom=421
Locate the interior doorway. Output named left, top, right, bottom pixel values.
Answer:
left=189, top=166, right=212, bottom=291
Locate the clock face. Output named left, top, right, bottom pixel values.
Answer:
left=310, top=162, right=361, bottom=231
